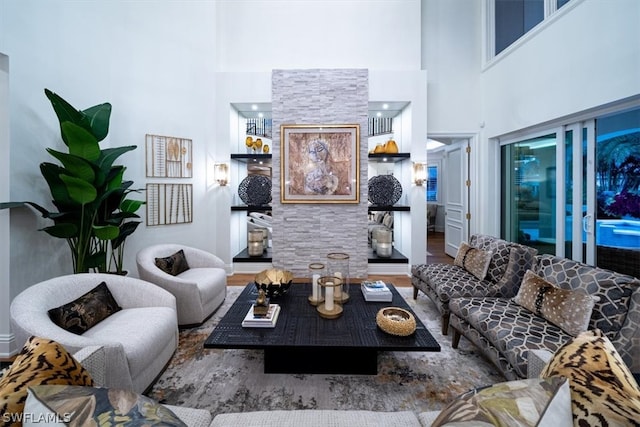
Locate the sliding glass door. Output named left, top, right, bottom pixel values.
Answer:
left=501, top=106, right=640, bottom=277
left=501, top=133, right=557, bottom=255
left=592, top=108, right=640, bottom=276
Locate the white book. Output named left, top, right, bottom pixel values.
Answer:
left=361, top=282, right=392, bottom=302
left=242, top=304, right=281, bottom=328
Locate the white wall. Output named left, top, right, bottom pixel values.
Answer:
left=422, top=0, right=482, bottom=134
left=216, top=0, right=422, bottom=71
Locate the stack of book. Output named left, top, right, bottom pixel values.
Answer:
left=361, top=280, right=393, bottom=302
left=241, top=304, right=281, bottom=328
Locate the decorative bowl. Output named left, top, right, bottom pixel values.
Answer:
left=376, top=307, right=416, bottom=336
left=254, top=268, right=294, bottom=298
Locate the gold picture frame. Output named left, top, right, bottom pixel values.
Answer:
left=280, top=124, right=360, bottom=204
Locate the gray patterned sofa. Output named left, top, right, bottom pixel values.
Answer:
left=411, top=234, right=538, bottom=335
left=449, top=254, right=640, bottom=380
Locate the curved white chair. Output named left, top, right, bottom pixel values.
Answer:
left=10, top=273, right=179, bottom=393
left=136, top=244, right=227, bottom=327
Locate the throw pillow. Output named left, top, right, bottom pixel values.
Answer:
left=513, top=270, right=595, bottom=336
left=48, top=281, right=122, bottom=335
left=0, top=337, right=93, bottom=426
left=431, top=376, right=572, bottom=427
left=454, top=242, right=493, bottom=281
left=155, top=249, right=190, bottom=276
left=540, top=329, right=640, bottom=427
left=24, top=385, right=187, bottom=427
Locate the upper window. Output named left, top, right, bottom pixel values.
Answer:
left=495, top=0, right=544, bottom=55
left=491, top=0, right=574, bottom=57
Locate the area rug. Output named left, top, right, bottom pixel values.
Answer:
left=147, top=286, right=505, bottom=416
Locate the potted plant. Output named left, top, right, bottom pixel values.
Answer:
left=1, top=89, right=143, bottom=274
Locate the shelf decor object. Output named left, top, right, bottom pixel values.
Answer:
left=145, top=134, right=192, bottom=178
left=247, top=230, right=264, bottom=257
left=376, top=228, right=393, bottom=258
left=238, top=174, right=272, bottom=206
left=280, top=124, right=360, bottom=204
left=368, top=175, right=402, bottom=206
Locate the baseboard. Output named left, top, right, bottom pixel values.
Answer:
left=0, top=332, right=18, bottom=359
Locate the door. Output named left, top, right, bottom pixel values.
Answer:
left=443, top=140, right=470, bottom=257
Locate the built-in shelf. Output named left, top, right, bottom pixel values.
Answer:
left=368, top=205, right=410, bottom=212
left=368, top=153, right=410, bottom=163
left=367, top=247, right=408, bottom=264
left=231, top=153, right=272, bottom=163
left=233, top=247, right=273, bottom=263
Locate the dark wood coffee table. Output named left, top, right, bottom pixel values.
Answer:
left=204, top=282, right=440, bottom=374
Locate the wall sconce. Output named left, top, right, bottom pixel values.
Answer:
left=413, top=162, right=426, bottom=186
left=214, top=163, right=229, bottom=186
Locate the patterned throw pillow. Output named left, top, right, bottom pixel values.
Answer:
left=0, top=337, right=93, bottom=426
left=155, top=249, right=190, bottom=276
left=453, top=242, right=493, bottom=281
left=48, top=282, right=122, bottom=335
left=540, top=329, right=640, bottom=426
left=24, top=385, right=187, bottom=427
left=514, top=270, right=596, bottom=337
left=431, top=376, right=572, bottom=427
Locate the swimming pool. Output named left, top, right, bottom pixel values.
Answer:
left=596, top=219, right=640, bottom=249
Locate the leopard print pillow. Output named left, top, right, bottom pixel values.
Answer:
left=540, top=329, right=640, bottom=426
left=0, top=336, right=93, bottom=426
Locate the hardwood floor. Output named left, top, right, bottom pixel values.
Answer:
left=227, top=231, right=452, bottom=288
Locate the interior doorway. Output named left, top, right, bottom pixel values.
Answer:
left=427, top=135, right=472, bottom=258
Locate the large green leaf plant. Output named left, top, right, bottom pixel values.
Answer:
left=1, top=89, right=143, bottom=274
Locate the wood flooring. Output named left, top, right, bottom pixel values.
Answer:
left=227, top=231, right=452, bottom=288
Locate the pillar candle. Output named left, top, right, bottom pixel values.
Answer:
left=325, top=282, right=334, bottom=311
left=312, top=273, right=320, bottom=300
left=334, top=272, right=343, bottom=299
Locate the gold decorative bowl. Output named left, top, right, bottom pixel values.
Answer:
left=376, top=307, right=416, bottom=336
left=254, top=268, right=294, bottom=298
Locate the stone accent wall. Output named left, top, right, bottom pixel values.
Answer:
left=271, top=69, right=369, bottom=279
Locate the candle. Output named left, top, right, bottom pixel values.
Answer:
left=312, top=273, right=320, bottom=300
left=334, top=272, right=342, bottom=299
left=325, top=282, right=334, bottom=311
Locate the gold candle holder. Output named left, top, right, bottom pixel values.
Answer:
left=327, top=252, right=350, bottom=304
left=317, top=276, right=343, bottom=319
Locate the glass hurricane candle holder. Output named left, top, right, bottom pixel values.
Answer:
left=308, top=262, right=325, bottom=306
left=327, top=252, right=350, bottom=304
left=317, top=275, right=343, bottom=319
left=376, top=229, right=392, bottom=258
left=247, top=230, right=264, bottom=256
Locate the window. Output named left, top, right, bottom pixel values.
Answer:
left=495, top=0, right=544, bottom=55
left=491, top=0, right=574, bottom=58
left=426, top=165, right=438, bottom=202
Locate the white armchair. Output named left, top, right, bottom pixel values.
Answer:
left=136, top=244, right=227, bottom=327
left=10, top=273, right=179, bottom=393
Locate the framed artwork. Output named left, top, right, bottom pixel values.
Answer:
left=145, top=134, right=193, bottom=178
left=280, top=124, right=360, bottom=204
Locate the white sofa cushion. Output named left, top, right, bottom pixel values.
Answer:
left=82, top=307, right=176, bottom=383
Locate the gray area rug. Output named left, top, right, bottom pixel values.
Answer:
left=147, top=286, right=505, bottom=416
